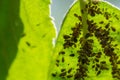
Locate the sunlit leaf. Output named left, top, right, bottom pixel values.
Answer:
left=6, top=0, right=55, bottom=80
left=50, top=0, right=120, bottom=80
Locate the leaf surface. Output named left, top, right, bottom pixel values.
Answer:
left=50, top=1, right=120, bottom=80
left=6, top=0, right=55, bottom=80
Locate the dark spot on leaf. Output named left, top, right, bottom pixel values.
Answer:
left=36, top=23, right=40, bottom=26
left=99, top=21, right=104, bottom=24
left=61, top=69, right=66, bottom=72
left=59, top=72, right=66, bottom=77
left=26, top=42, right=31, bottom=46
left=56, top=63, right=59, bottom=67
left=63, top=35, right=70, bottom=39
left=52, top=73, right=57, bottom=77
left=69, top=54, right=75, bottom=57
left=105, top=23, right=110, bottom=29
left=96, top=70, right=101, bottom=76
left=59, top=51, right=65, bottom=55
left=62, top=57, right=65, bottom=63
left=117, top=60, right=120, bottom=64
left=56, top=60, right=59, bottom=63
left=100, top=61, right=106, bottom=64
left=81, top=9, right=84, bottom=14
left=67, top=75, right=73, bottom=78
left=111, top=27, right=116, bottom=32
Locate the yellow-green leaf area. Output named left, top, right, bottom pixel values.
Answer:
left=50, top=1, right=120, bottom=80
left=7, top=0, right=56, bottom=80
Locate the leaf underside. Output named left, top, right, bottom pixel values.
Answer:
left=50, top=1, right=120, bottom=80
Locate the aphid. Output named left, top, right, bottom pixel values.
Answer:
left=74, top=72, right=81, bottom=79
left=59, top=72, right=67, bottom=77
left=63, top=41, right=73, bottom=49
left=95, top=58, right=99, bottom=62
left=69, top=54, right=75, bottom=57
left=68, top=68, right=72, bottom=73
left=104, top=12, right=110, bottom=20
left=78, top=16, right=82, bottom=21
left=81, top=58, right=87, bottom=64
left=62, top=57, right=65, bottom=63
left=74, top=13, right=78, bottom=17
left=109, top=57, right=113, bottom=62
left=100, top=65, right=109, bottom=70
left=85, top=33, right=93, bottom=38
left=96, top=70, right=101, bottom=76
left=91, top=53, right=96, bottom=57
left=115, top=15, right=119, bottom=20
left=56, top=63, right=59, bottom=67
left=96, top=64, right=100, bottom=68
left=85, top=4, right=88, bottom=8
left=67, top=75, right=73, bottom=78
left=61, top=69, right=66, bottom=72
left=96, top=52, right=102, bottom=58
left=105, top=23, right=110, bottom=29
left=81, top=9, right=84, bottom=14
left=117, top=60, right=120, bottom=64
left=111, top=71, right=116, bottom=75
left=63, top=35, right=70, bottom=39
left=80, top=37, right=84, bottom=44
left=100, top=61, right=106, bottom=64
left=59, top=51, right=65, bottom=55
left=56, top=60, right=59, bottom=63
left=95, top=67, right=98, bottom=71
left=113, top=75, right=120, bottom=79
left=111, top=27, right=116, bottom=32
left=71, top=37, right=77, bottom=43
left=52, top=73, right=56, bottom=77
left=26, top=42, right=31, bottom=46
left=99, top=21, right=104, bottom=24
left=92, top=65, right=95, bottom=68
left=88, top=8, right=95, bottom=16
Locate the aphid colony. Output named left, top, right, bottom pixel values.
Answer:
left=51, top=1, right=120, bottom=80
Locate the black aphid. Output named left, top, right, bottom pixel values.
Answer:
left=59, top=51, right=65, bottom=55
left=26, top=42, right=31, bottom=46
left=105, top=23, right=110, bottom=29
left=59, top=72, right=66, bottom=77
left=68, top=68, right=72, bottom=73
left=111, top=27, right=116, bottom=32
left=117, top=60, right=120, bottom=64
left=52, top=73, right=56, bottom=77
left=96, top=70, right=101, bottom=76
left=56, top=60, right=59, bottom=63
left=99, top=21, right=104, bottom=24
left=69, top=54, right=75, bottom=57
left=100, top=61, right=106, bottom=64
left=62, top=57, right=65, bottom=63
left=63, top=35, right=70, bottom=39
left=61, top=69, right=66, bottom=72
left=67, top=75, right=73, bottom=78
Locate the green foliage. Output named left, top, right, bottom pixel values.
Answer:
left=50, top=0, right=120, bottom=80
left=1, top=0, right=120, bottom=80
left=0, top=0, right=23, bottom=80
left=0, top=0, right=55, bottom=80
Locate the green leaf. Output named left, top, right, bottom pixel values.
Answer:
left=50, top=0, right=120, bottom=80
left=0, top=0, right=23, bottom=80
left=0, top=0, right=55, bottom=80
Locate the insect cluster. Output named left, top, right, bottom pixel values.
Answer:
left=51, top=0, right=120, bottom=80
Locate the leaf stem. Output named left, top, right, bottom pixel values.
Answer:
left=79, top=0, right=88, bottom=38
